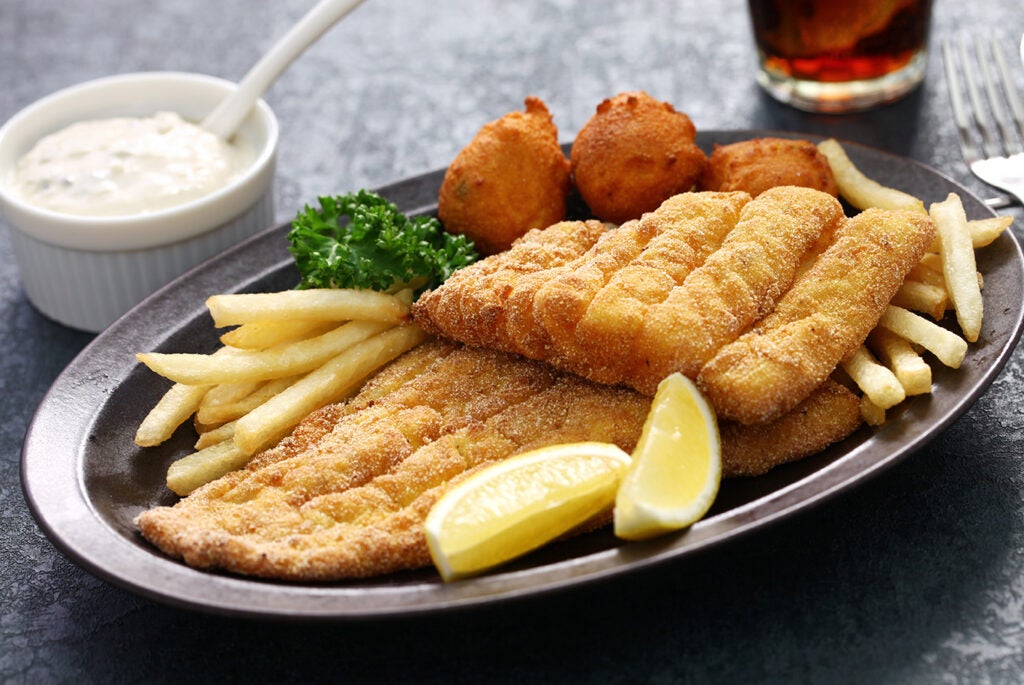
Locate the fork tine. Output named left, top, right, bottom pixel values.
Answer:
left=978, top=36, right=1024, bottom=156
left=990, top=36, right=1024, bottom=151
left=957, top=34, right=1000, bottom=159
left=943, top=37, right=981, bottom=165
left=943, top=33, right=1024, bottom=206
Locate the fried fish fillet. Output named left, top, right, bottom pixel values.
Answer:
left=697, top=208, right=935, bottom=425
left=529, top=192, right=751, bottom=384
left=417, top=192, right=748, bottom=374
left=415, top=187, right=844, bottom=394
left=719, top=378, right=862, bottom=477
left=136, top=340, right=862, bottom=580
left=423, top=219, right=610, bottom=358
left=136, top=341, right=650, bottom=580
left=627, top=186, right=843, bottom=392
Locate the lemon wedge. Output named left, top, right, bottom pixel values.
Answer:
left=614, top=372, right=721, bottom=540
left=425, top=442, right=631, bottom=581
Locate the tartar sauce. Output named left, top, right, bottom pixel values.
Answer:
left=11, top=111, right=254, bottom=217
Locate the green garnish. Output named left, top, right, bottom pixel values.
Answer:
left=287, top=189, right=477, bottom=294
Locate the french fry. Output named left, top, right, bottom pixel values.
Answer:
left=206, top=289, right=410, bottom=327
left=166, top=440, right=251, bottom=496
left=967, top=216, right=1013, bottom=248
left=199, top=379, right=263, bottom=410
left=867, top=327, right=931, bottom=395
left=817, top=139, right=927, bottom=214
left=877, top=305, right=968, bottom=368
left=194, top=420, right=236, bottom=450
left=194, top=415, right=226, bottom=434
left=907, top=257, right=946, bottom=287
left=918, top=252, right=984, bottom=294
left=860, top=394, right=887, bottom=427
left=930, top=194, right=983, bottom=342
left=220, top=319, right=338, bottom=350
left=135, top=383, right=211, bottom=447
left=891, top=279, right=948, bottom=320
left=841, top=345, right=906, bottom=410
left=233, top=324, right=427, bottom=455
left=196, top=375, right=299, bottom=425
left=136, top=320, right=391, bottom=386
left=919, top=252, right=943, bottom=273
left=929, top=216, right=1013, bottom=251
left=391, top=288, right=415, bottom=305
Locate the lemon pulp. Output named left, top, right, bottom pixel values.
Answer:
left=425, top=442, right=630, bottom=581
left=614, top=372, right=721, bottom=540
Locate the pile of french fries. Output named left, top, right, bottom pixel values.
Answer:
left=818, top=139, right=1013, bottom=425
left=134, top=288, right=426, bottom=495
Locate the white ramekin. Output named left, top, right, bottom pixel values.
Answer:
left=0, top=72, right=278, bottom=332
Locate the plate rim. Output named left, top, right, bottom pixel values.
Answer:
left=20, top=130, right=1024, bottom=619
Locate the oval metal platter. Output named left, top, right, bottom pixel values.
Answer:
left=21, top=131, right=1024, bottom=619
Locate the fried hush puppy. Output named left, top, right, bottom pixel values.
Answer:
left=570, top=91, right=708, bottom=225
left=437, top=96, right=571, bottom=255
left=698, top=137, right=839, bottom=198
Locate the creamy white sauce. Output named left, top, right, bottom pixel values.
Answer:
left=11, top=111, right=255, bottom=217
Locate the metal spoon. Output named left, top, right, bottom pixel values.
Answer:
left=202, top=0, right=367, bottom=139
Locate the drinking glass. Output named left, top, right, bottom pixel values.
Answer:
left=748, top=0, right=934, bottom=113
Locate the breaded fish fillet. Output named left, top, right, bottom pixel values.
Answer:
left=417, top=192, right=746, bottom=380
left=136, top=341, right=862, bottom=580
left=698, top=208, right=935, bottom=425
left=628, top=186, right=843, bottom=393
left=136, top=341, right=650, bottom=580
left=415, top=188, right=843, bottom=393
left=536, top=191, right=749, bottom=384
left=424, top=219, right=609, bottom=358
left=719, top=378, right=862, bottom=477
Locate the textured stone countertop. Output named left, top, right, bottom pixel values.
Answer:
left=2, top=1, right=1022, bottom=683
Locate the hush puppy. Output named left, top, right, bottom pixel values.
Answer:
left=438, top=96, right=571, bottom=255
left=698, top=137, right=839, bottom=198
left=570, top=91, right=707, bottom=224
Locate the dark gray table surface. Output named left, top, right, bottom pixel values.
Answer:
left=2, top=1, right=1023, bottom=683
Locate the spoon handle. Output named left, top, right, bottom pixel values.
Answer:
left=202, top=0, right=368, bottom=139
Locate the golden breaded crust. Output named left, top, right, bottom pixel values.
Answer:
left=136, top=341, right=864, bottom=580
left=415, top=219, right=610, bottom=356
left=416, top=188, right=846, bottom=399
left=720, top=379, right=862, bottom=477
left=438, top=96, right=571, bottom=255
left=538, top=191, right=751, bottom=384
left=697, top=208, right=936, bottom=425
left=628, top=186, right=844, bottom=393
left=416, top=191, right=753, bottom=386
left=136, top=342, right=650, bottom=580
left=699, top=137, right=840, bottom=198
left=571, top=91, right=708, bottom=224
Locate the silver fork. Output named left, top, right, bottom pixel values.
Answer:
left=942, top=33, right=1024, bottom=207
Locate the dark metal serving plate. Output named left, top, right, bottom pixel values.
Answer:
left=21, top=131, right=1024, bottom=619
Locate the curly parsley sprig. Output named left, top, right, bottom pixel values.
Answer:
left=287, top=190, right=477, bottom=295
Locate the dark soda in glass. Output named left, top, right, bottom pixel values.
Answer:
left=749, top=0, right=933, bottom=112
